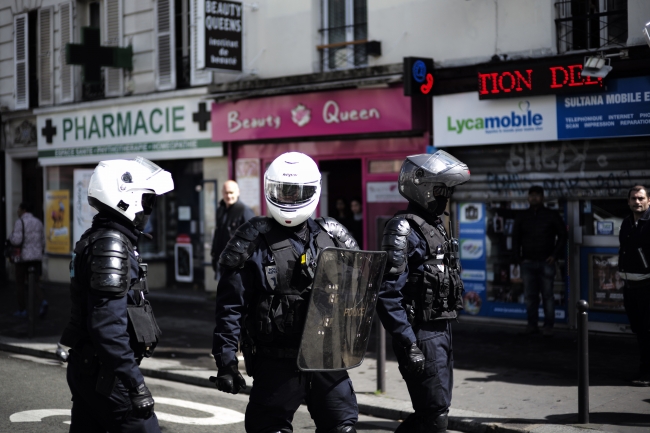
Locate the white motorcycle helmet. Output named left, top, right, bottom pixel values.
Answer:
left=88, top=156, right=174, bottom=230
left=265, top=152, right=321, bottom=227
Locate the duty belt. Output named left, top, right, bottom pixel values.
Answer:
left=255, top=346, right=299, bottom=359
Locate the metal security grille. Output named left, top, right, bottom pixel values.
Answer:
left=555, top=0, right=628, bottom=54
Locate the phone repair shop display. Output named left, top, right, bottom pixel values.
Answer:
left=458, top=201, right=569, bottom=322
left=174, top=234, right=194, bottom=283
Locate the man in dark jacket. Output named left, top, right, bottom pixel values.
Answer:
left=618, top=185, right=650, bottom=386
left=210, top=180, right=255, bottom=279
left=512, top=186, right=567, bottom=337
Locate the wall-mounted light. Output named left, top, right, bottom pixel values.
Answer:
left=581, top=49, right=628, bottom=79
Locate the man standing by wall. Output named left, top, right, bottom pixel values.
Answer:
left=210, top=180, right=255, bottom=280
left=618, top=185, right=650, bottom=387
left=512, top=186, right=567, bottom=337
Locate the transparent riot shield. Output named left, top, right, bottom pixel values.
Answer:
left=297, top=247, right=387, bottom=372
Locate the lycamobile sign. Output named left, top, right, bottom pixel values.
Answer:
left=36, top=96, right=221, bottom=165
left=434, top=92, right=557, bottom=146
left=447, top=106, right=543, bottom=134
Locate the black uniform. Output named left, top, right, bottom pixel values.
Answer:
left=377, top=203, right=463, bottom=430
left=210, top=199, right=255, bottom=274
left=61, top=214, right=161, bottom=433
left=212, top=216, right=359, bottom=433
left=619, top=207, right=650, bottom=380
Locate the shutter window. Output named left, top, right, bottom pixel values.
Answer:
left=14, top=14, right=29, bottom=110
left=59, top=2, right=74, bottom=103
left=156, top=0, right=176, bottom=90
left=38, top=7, right=54, bottom=106
left=104, top=0, right=123, bottom=97
left=190, top=0, right=211, bottom=86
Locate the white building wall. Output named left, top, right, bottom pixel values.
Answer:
left=124, top=0, right=155, bottom=95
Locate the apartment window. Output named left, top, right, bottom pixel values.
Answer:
left=320, top=0, right=367, bottom=71
left=174, top=0, right=190, bottom=88
left=555, top=0, right=628, bottom=53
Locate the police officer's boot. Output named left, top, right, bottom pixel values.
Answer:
left=327, top=426, right=356, bottom=433
left=395, top=410, right=448, bottom=433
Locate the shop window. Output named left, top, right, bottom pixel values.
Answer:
left=555, top=0, right=628, bottom=53
left=319, top=0, right=367, bottom=71
left=368, top=159, right=401, bottom=174
left=580, top=198, right=629, bottom=236
left=485, top=201, right=567, bottom=309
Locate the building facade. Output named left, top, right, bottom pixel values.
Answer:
left=2, top=1, right=650, bottom=331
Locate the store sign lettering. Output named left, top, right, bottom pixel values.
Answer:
left=478, top=62, right=605, bottom=100
left=322, top=100, right=380, bottom=124
left=61, top=107, right=185, bottom=141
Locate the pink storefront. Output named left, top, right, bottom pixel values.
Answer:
left=211, top=86, right=428, bottom=250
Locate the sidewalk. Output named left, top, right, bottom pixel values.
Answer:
left=1, top=281, right=648, bottom=433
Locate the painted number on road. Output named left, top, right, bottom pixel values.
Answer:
left=10, top=398, right=245, bottom=426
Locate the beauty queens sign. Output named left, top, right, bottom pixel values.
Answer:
left=211, top=87, right=413, bottom=141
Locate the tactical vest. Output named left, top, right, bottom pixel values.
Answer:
left=401, top=214, right=464, bottom=322
left=60, top=228, right=161, bottom=359
left=245, top=225, right=337, bottom=346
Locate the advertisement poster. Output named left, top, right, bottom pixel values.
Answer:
left=458, top=202, right=487, bottom=316
left=235, top=158, right=260, bottom=216
left=589, top=254, right=625, bottom=312
left=45, top=190, right=70, bottom=254
left=73, top=169, right=97, bottom=243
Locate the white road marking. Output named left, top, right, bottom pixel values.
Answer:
left=155, top=397, right=245, bottom=425
left=10, top=398, right=245, bottom=426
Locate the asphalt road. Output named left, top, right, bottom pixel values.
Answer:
left=1, top=350, right=462, bottom=433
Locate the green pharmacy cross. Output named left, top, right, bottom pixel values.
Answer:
left=66, top=27, right=133, bottom=83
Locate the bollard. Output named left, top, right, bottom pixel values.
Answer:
left=376, top=313, right=386, bottom=393
left=27, top=265, right=37, bottom=339
left=576, top=300, right=589, bottom=424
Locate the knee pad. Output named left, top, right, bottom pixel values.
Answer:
left=327, top=426, right=356, bottom=433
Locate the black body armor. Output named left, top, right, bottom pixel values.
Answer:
left=385, top=214, right=464, bottom=323
left=60, top=228, right=161, bottom=359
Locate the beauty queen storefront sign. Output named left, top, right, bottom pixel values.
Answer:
left=210, top=87, right=413, bottom=141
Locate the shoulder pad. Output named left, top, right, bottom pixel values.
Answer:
left=88, top=230, right=131, bottom=296
left=218, top=217, right=271, bottom=269
left=382, top=217, right=410, bottom=275
left=315, top=217, right=359, bottom=250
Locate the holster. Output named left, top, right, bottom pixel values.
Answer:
left=241, top=328, right=256, bottom=377
left=126, top=291, right=162, bottom=358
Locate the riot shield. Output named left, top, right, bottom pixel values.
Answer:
left=297, top=247, right=387, bottom=372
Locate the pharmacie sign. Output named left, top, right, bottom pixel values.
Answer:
left=211, top=87, right=413, bottom=141
left=36, top=96, right=221, bottom=165
left=198, top=0, right=243, bottom=72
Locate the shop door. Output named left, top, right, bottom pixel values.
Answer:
left=570, top=199, right=630, bottom=333
left=318, top=159, right=363, bottom=246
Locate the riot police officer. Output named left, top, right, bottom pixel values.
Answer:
left=212, top=152, right=359, bottom=433
left=61, top=157, right=174, bottom=433
left=377, top=151, right=470, bottom=433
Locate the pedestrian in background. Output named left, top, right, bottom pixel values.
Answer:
left=512, top=186, right=567, bottom=337
left=210, top=180, right=255, bottom=280
left=8, top=202, right=47, bottom=318
left=349, top=197, right=364, bottom=248
left=618, top=185, right=650, bottom=387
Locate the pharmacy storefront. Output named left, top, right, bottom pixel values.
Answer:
left=35, top=91, right=224, bottom=289
left=434, top=75, right=650, bottom=331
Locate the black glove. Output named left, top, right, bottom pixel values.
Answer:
left=405, top=342, right=425, bottom=375
left=129, top=383, right=154, bottom=419
left=211, top=363, right=246, bottom=394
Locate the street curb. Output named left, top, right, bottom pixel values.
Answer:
left=0, top=342, right=608, bottom=433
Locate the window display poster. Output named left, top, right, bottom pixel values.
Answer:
left=73, top=169, right=98, bottom=244
left=45, top=190, right=71, bottom=254
left=235, top=158, right=261, bottom=216
left=458, top=202, right=487, bottom=315
left=589, top=253, right=625, bottom=312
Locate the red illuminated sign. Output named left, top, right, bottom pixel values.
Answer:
left=478, top=62, right=605, bottom=100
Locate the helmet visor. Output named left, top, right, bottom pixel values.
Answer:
left=265, top=180, right=319, bottom=208
left=134, top=156, right=163, bottom=179
left=408, top=151, right=464, bottom=177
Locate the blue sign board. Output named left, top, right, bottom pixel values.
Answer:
left=557, top=76, right=650, bottom=140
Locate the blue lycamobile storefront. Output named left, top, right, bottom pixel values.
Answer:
left=434, top=75, right=650, bottom=332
